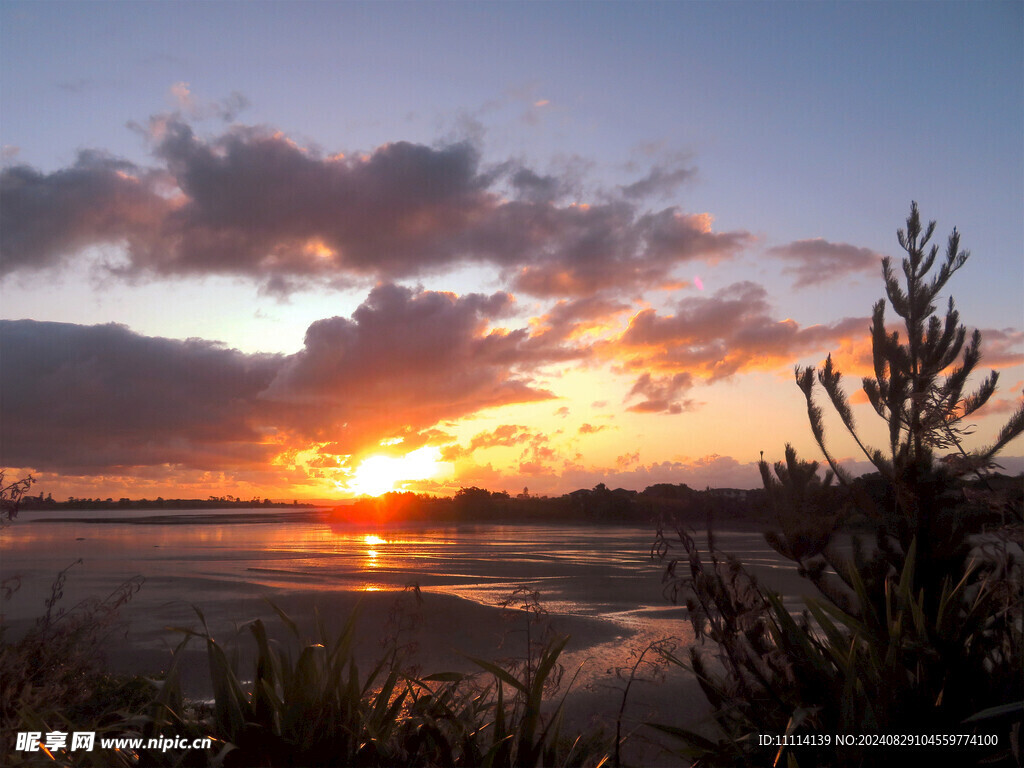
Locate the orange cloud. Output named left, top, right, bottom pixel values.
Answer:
left=0, top=285, right=587, bottom=481
left=441, top=424, right=540, bottom=461
left=601, top=282, right=868, bottom=401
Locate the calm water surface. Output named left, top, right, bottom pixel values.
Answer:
left=1, top=507, right=795, bottom=617
left=0, top=508, right=800, bottom=703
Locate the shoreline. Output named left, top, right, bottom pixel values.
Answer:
left=9, top=505, right=770, bottom=533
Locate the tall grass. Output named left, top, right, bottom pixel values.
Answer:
left=110, top=597, right=612, bottom=768
left=1, top=560, right=146, bottom=766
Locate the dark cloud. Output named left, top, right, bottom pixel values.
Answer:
left=614, top=281, right=867, bottom=380
left=0, top=151, right=169, bottom=275
left=508, top=206, right=751, bottom=297
left=1, top=284, right=583, bottom=476
left=767, top=238, right=881, bottom=288
left=1, top=118, right=752, bottom=296
left=626, top=372, right=695, bottom=414
left=0, top=320, right=281, bottom=473
left=509, top=167, right=563, bottom=203
left=620, top=163, right=696, bottom=200
left=148, top=120, right=492, bottom=281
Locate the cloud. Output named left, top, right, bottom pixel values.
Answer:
left=578, top=423, right=607, bottom=435
left=1, top=118, right=752, bottom=296
left=434, top=452, right=770, bottom=496
left=509, top=206, right=751, bottom=297
left=509, top=167, right=563, bottom=203
left=444, top=425, right=557, bottom=476
left=976, top=393, right=1024, bottom=417
left=170, top=82, right=194, bottom=111
left=266, top=283, right=576, bottom=454
left=976, top=328, right=1024, bottom=369
left=441, top=424, right=539, bottom=460
left=616, top=451, right=640, bottom=468
left=612, top=280, right=867, bottom=380
left=56, top=78, right=93, bottom=93
left=147, top=121, right=493, bottom=284
left=619, top=162, right=696, bottom=200
left=971, top=379, right=1024, bottom=418
left=0, top=151, right=170, bottom=275
left=767, top=238, right=881, bottom=288
left=0, top=320, right=282, bottom=474
left=625, top=372, right=695, bottom=414
left=169, top=82, right=249, bottom=122
left=1, top=284, right=583, bottom=476
left=554, top=454, right=766, bottom=493
left=529, top=295, right=632, bottom=345
left=472, top=424, right=538, bottom=449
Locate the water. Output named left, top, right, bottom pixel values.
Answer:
left=0, top=507, right=801, bottom=743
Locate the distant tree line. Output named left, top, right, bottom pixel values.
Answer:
left=16, top=494, right=310, bottom=511
left=341, top=470, right=1021, bottom=528
left=338, top=482, right=767, bottom=526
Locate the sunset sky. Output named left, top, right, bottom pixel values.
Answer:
left=2, top=2, right=1021, bottom=502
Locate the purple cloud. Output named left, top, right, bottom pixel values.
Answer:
left=767, top=238, right=881, bottom=288
left=2, top=118, right=753, bottom=296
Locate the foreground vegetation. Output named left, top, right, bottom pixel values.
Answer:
left=653, top=204, right=1023, bottom=767
left=2, top=577, right=618, bottom=768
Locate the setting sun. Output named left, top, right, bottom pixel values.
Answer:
left=347, top=446, right=445, bottom=496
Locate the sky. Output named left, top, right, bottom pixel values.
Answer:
left=1, top=1, right=1022, bottom=502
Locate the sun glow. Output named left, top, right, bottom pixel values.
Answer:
left=303, top=238, right=336, bottom=259
left=347, top=446, right=443, bottom=496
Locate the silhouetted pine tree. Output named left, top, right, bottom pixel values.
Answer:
left=768, top=202, right=1023, bottom=601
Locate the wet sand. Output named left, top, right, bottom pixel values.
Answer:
left=99, top=585, right=708, bottom=766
